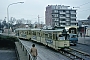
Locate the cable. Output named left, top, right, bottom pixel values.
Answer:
left=73, top=1, right=90, bottom=9
left=77, top=8, right=90, bottom=13
left=78, top=1, right=90, bottom=7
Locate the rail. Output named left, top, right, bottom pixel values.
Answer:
left=60, top=47, right=90, bottom=60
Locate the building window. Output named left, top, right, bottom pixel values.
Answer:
left=52, top=14, right=58, bottom=17
left=71, top=14, right=76, bottom=17
left=66, top=14, right=70, bottom=17
left=63, top=10, right=66, bottom=12
left=60, top=14, right=66, bottom=17
left=66, top=11, right=69, bottom=13
left=70, top=10, right=76, bottom=13
left=55, top=22, right=59, bottom=26
left=56, top=6, right=58, bottom=9
left=52, top=6, right=55, bottom=9
left=61, top=19, right=66, bottom=21
left=71, top=19, right=76, bottom=21
left=54, top=10, right=58, bottom=13
left=71, top=23, right=76, bottom=25
left=61, top=23, right=66, bottom=25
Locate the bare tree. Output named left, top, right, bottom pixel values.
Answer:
left=16, top=19, right=23, bottom=24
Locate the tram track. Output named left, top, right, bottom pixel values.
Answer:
left=59, top=47, right=90, bottom=60
left=20, top=39, right=90, bottom=60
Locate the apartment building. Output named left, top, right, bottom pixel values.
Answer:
left=45, top=5, right=77, bottom=27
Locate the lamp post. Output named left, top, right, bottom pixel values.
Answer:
left=82, top=22, right=86, bottom=44
left=83, top=23, right=85, bottom=39
left=7, top=2, right=24, bottom=35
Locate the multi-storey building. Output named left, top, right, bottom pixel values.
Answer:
left=45, top=5, right=77, bottom=27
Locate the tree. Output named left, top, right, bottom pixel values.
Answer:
left=2, top=20, right=8, bottom=29
left=87, top=15, right=90, bottom=20
left=16, top=19, right=23, bottom=25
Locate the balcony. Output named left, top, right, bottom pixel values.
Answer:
left=60, top=16, right=66, bottom=19
left=60, top=21, right=66, bottom=23
left=59, top=12, right=66, bottom=14
left=66, top=19, right=70, bottom=21
left=71, top=21, right=77, bottom=23
left=66, top=15, right=70, bottom=17
left=70, top=12, right=76, bottom=14
left=71, top=17, right=76, bottom=19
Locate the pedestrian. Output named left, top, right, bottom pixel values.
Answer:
left=30, top=44, right=38, bottom=60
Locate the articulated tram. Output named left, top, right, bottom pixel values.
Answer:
left=15, top=26, right=78, bottom=50
left=15, top=28, right=70, bottom=50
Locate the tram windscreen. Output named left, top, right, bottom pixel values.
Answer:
left=71, top=35, right=77, bottom=38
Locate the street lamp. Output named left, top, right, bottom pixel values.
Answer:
left=7, top=2, right=24, bottom=35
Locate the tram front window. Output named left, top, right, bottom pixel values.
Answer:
left=58, top=35, right=65, bottom=40
left=71, top=35, right=77, bottom=38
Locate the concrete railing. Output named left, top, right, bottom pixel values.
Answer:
left=18, top=40, right=33, bottom=60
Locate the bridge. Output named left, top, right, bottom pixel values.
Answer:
left=0, top=33, right=90, bottom=60
left=0, top=34, right=31, bottom=60
left=0, top=33, right=69, bottom=60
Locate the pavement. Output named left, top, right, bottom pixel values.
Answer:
left=0, top=49, right=17, bottom=60
left=15, top=42, right=28, bottom=60
left=78, top=37, right=90, bottom=45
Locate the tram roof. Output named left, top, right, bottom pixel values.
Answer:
left=31, top=28, right=41, bottom=30
left=15, top=28, right=41, bottom=31
left=42, top=29, right=64, bottom=32
left=15, top=28, right=31, bottom=30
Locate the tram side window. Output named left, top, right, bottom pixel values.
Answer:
left=49, top=33, right=52, bottom=39
left=27, top=31, right=28, bottom=35
left=58, top=34, right=65, bottom=40
left=33, top=31, right=36, bottom=35
left=29, top=31, right=31, bottom=35
left=39, top=33, right=40, bottom=37
left=45, top=33, right=48, bottom=38
left=42, top=32, right=44, bottom=38
left=37, top=32, right=40, bottom=37
left=20, top=32, right=21, bottom=34
left=37, top=32, right=39, bottom=36
left=53, top=34, right=56, bottom=40
left=25, top=32, right=27, bottom=34
left=28, top=31, right=29, bottom=35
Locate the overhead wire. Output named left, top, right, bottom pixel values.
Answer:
left=78, top=2, right=90, bottom=7
left=75, top=1, right=90, bottom=12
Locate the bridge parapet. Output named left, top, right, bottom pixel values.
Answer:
left=18, top=39, right=33, bottom=60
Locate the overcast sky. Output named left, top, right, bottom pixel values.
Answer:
left=0, top=0, right=90, bottom=23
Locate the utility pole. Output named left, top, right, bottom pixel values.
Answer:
left=38, top=15, right=40, bottom=28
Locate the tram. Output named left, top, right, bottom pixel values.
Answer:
left=65, top=26, right=78, bottom=46
left=15, top=28, right=70, bottom=50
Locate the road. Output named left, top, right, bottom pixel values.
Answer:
left=78, top=37, right=90, bottom=45
left=20, top=40, right=70, bottom=60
